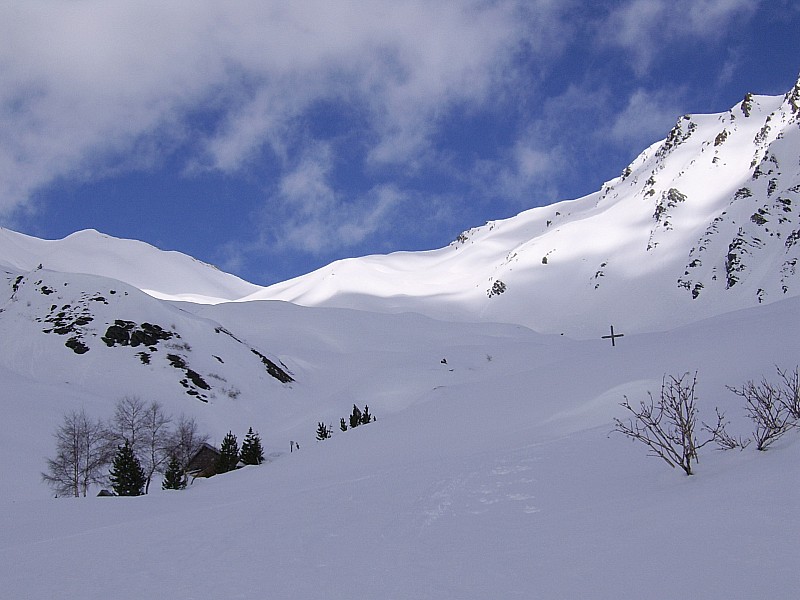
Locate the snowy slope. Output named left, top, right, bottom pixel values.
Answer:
left=0, top=264, right=292, bottom=401
left=0, top=227, right=261, bottom=303
left=255, top=75, right=800, bottom=337
left=0, top=262, right=296, bottom=498
left=1, top=292, right=799, bottom=598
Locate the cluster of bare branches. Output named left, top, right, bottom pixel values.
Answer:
left=725, top=366, right=799, bottom=451
left=42, top=396, right=209, bottom=497
left=775, top=365, right=800, bottom=419
left=41, top=408, right=108, bottom=498
left=105, top=396, right=187, bottom=494
left=702, top=408, right=750, bottom=451
left=614, top=372, right=709, bottom=476
left=615, top=366, right=800, bottom=476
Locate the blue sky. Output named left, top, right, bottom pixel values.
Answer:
left=1, top=1, right=799, bottom=285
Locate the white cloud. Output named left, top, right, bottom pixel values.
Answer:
left=599, top=0, right=759, bottom=74
left=0, top=1, right=557, bottom=217
left=334, top=185, right=402, bottom=249
left=0, top=2, right=227, bottom=213
left=265, top=143, right=403, bottom=255
left=2, top=0, right=770, bottom=275
left=606, top=88, right=685, bottom=146
left=495, top=141, right=563, bottom=203
left=472, top=79, right=687, bottom=207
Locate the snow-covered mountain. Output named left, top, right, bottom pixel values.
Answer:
left=5, top=75, right=798, bottom=338
left=0, top=227, right=260, bottom=303
left=1, top=74, right=799, bottom=599
left=255, top=75, right=800, bottom=336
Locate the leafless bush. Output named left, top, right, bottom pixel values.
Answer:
left=614, top=372, right=709, bottom=475
left=727, top=372, right=796, bottom=451
left=776, top=366, right=800, bottom=419
left=702, top=407, right=751, bottom=451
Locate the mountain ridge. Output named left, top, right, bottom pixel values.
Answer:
left=251, top=74, right=800, bottom=336
left=0, top=227, right=260, bottom=303
left=2, top=73, right=798, bottom=338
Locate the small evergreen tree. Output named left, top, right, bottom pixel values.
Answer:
left=361, top=405, right=373, bottom=425
left=316, top=422, right=331, bottom=440
left=215, top=431, right=239, bottom=474
left=340, top=417, right=348, bottom=432
left=109, top=440, right=146, bottom=496
left=349, top=405, right=363, bottom=429
left=162, top=455, right=185, bottom=490
left=240, top=427, right=265, bottom=466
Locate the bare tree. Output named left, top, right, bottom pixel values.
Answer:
left=728, top=374, right=795, bottom=451
left=140, top=401, right=173, bottom=494
left=42, top=409, right=108, bottom=497
left=168, top=414, right=210, bottom=471
left=107, top=395, right=148, bottom=453
left=105, top=397, right=181, bottom=493
left=614, top=372, right=710, bottom=475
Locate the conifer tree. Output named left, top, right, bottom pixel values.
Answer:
left=109, top=440, right=146, bottom=496
left=162, top=455, right=185, bottom=490
left=361, top=405, right=373, bottom=425
left=340, top=417, right=348, bottom=432
left=215, top=431, right=240, bottom=474
left=240, top=427, right=265, bottom=465
left=316, top=422, right=331, bottom=440
left=349, top=404, right=363, bottom=429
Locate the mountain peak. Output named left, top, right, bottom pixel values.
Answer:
left=784, top=71, right=800, bottom=114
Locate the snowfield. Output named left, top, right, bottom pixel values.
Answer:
left=1, top=294, right=799, bottom=598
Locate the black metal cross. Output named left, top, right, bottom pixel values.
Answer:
left=602, top=325, right=624, bottom=347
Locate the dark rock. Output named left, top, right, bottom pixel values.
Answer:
left=102, top=324, right=131, bottom=347
left=250, top=348, right=294, bottom=383
left=65, top=337, right=90, bottom=354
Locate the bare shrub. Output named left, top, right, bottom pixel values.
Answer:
left=728, top=373, right=795, bottom=451
left=614, top=372, right=709, bottom=475
left=702, top=408, right=751, bottom=451
left=776, top=366, right=800, bottom=419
